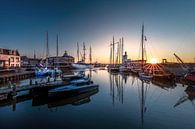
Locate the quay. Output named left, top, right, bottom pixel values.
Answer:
left=0, top=80, right=66, bottom=95
left=0, top=71, right=35, bottom=84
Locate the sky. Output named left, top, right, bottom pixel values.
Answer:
left=0, top=0, right=195, bottom=63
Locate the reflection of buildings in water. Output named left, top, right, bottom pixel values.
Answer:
left=174, top=86, right=195, bottom=108
left=109, top=73, right=124, bottom=104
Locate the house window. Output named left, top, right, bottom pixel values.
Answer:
left=16, top=57, right=19, bottom=62
left=0, top=61, right=4, bottom=68
left=10, top=57, right=14, bottom=62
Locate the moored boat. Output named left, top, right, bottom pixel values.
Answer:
left=48, top=84, right=99, bottom=98
left=72, top=63, right=94, bottom=69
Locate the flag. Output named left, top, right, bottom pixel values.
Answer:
left=145, top=36, right=147, bottom=41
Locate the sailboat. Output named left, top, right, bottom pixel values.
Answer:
left=51, top=34, right=62, bottom=75
left=35, top=31, right=52, bottom=76
left=138, top=24, right=153, bottom=80
left=72, top=42, right=94, bottom=69
left=35, top=32, right=62, bottom=76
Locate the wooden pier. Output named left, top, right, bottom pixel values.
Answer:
left=0, top=71, right=35, bottom=84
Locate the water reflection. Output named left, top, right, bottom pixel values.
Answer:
left=152, top=78, right=177, bottom=90
left=174, top=86, right=195, bottom=108
left=0, top=88, right=98, bottom=111
left=32, top=88, right=98, bottom=108
left=1, top=70, right=195, bottom=129
left=109, top=73, right=125, bottom=104
left=138, top=79, right=150, bottom=126
left=0, top=69, right=99, bottom=111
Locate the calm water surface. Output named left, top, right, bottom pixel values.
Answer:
left=0, top=70, right=195, bottom=129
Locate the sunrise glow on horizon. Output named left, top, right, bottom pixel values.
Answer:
left=0, top=0, right=195, bottom=63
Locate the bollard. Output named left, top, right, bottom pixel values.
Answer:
left=35, top=81, right=38, bottom=85
left=29, top=79, right=32, bottom=85
left=47, top=77, right=50, bottom=83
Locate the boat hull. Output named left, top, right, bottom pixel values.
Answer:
left=48, top=84, right=99, bottom=98
left=72, top=63, right=94, bottom=69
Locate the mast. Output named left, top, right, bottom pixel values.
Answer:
left=89, top=46, right=92, bottom=64
left=77, top=42, right=79, bottom=62
left=113, top=36, right=115, bottom=66
left=110, top=41, right=112, bottom=65
left=56, top=34, right=59, bottom=57
left=141, top=24, right=144, bottom=71
left=46, top=31, right=49, bottom=67
left=119, top=39, right=121, bottom=64
left=34, top=49, right=36, bottom=59
left=122, top=37, right=124, bottom=61
left=83, top=42, right=86, bottom=63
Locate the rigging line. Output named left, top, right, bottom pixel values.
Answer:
left=146, top=41, right=154, bottom=59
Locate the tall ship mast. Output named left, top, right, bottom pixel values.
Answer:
left=89, top=46, right=92, bottom=64
left=72, top=42, right=94, bottom=69
left=46, top=31, right=49, bottom=68
left=77, top=42, right=80, bottom=62
left=56, top=34, right=59, bottom=57
left=83, top=42, right=86, bottom=63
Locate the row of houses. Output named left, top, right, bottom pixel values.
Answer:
left=0, top=48, right=21, bottom=69
left=0, top=48, right=75, bottom=69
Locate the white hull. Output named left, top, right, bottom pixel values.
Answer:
left=72, top=63, right=94, bottom=69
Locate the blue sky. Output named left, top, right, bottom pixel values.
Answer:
left=0, top=0, right=195, bottom=63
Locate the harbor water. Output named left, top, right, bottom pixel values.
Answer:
left=0, top=69, right=195, bottom=129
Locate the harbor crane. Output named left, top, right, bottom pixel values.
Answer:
left=173, top=53, right=189, bottom=72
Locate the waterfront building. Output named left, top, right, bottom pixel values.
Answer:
left=21, top=56, right=41, bottom=68
left=0, top=48, right=21, bottom=69
left=48, top=51, right=74, bottom=69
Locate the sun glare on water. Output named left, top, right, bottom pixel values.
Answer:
left=149, top=58, right=159, bottom=64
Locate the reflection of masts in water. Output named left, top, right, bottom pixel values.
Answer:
left=89, top=68, right=92, bottom=79
left=109, top=74, right=124, bottom=104
left=138, top=80, right=148, bottom=125
left=174, top=87, right=195, bottom=108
